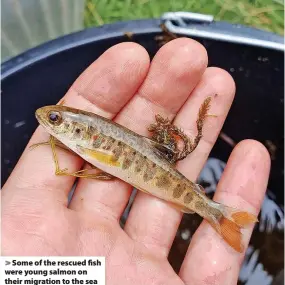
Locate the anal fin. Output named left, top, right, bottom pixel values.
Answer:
left=30, top=136, right=71, bottom=153
left=57, top=168, right=115, bottom=180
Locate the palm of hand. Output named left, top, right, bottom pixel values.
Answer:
left=2, top=38, right=270, bottom=285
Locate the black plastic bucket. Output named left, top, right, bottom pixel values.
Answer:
left=1, top=18, right=284, bottom=284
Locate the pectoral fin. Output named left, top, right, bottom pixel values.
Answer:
left=88, top=171, right=115, bottom=180
left=30, top=136, right=71, bottom=152
left=76, top=145, right=120, bottom=167
left=56, top=168, right=115, bottom=180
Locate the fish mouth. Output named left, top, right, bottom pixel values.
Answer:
left=35, top=107, right=47, bottom=127
left=35, top=108, right=40, bottom=121
left=35, top=106, right=55, bottom=128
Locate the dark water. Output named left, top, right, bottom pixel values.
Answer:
left=121, top=157, right=284, bottom=285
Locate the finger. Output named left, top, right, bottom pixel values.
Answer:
left=96, top=37, right=207, bottom=255
left=123, top=67, right=236, bottom=257
left=179, top=140, right=270, bottom=285
left=70, top=38, right=207, bottom=218
left=2, top=43, right=150, bottom=213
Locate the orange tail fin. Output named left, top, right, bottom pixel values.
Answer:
left=209, top=206, right=258, bottom=253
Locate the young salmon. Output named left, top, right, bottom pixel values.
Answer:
left=35, top=105, right=258, bottom=252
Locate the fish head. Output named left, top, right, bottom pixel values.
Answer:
left=36, top=105, right=69, bottom=135
left=35, top=105, right=100, bottom=144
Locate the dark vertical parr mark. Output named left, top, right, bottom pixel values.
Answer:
left=184, top=192, right=193, bottom=204
left=112, top=143, right=123, bottom=161
left=156, top=174, right=171, bottom=188
left=173, top=184, right=186, bottom=198
left=102, top=137, right=115, bottom=150
left=135, top=156, right=145, bottom=173
left=143, top=162, right=156, bottom=182
left=122, top=147, right=136, bottom=170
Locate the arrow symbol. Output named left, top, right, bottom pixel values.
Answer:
left=5, top=261, right=11, bottom=265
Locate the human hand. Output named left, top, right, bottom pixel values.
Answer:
left=2, top=39, right=270, bottom=285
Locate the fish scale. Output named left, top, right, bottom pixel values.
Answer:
left=35, top=105, right=258, bottom=253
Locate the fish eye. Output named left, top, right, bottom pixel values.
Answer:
left=48, top=111, right=62, bottom=124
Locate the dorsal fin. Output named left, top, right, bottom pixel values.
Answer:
left=143, top=137, right=176, bottom=164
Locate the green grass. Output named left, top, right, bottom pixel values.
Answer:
left=84, top=0, right=284, bottom=35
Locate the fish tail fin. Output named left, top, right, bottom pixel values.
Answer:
left=208, top=205, right=258, bottom=253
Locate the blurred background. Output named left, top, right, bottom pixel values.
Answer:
left=84, top=0, right=284, bottom=34
left=1, top=0, right=284, bottom=61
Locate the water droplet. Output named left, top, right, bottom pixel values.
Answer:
left=258, top=56, right=269, bottom=62
left=14, top=120, right=26, bottom=128
left=181, top=229, right=191, bottom=240
left=4, top=119, right=9, bottom=125
left=245, top=70, right=251, bottom=78
left=230, top=68, right=235, bottom=72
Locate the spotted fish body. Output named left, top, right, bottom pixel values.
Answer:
left=36, top=105, right=258, bottom=253
left=81, top=123, right=206, bottom=213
